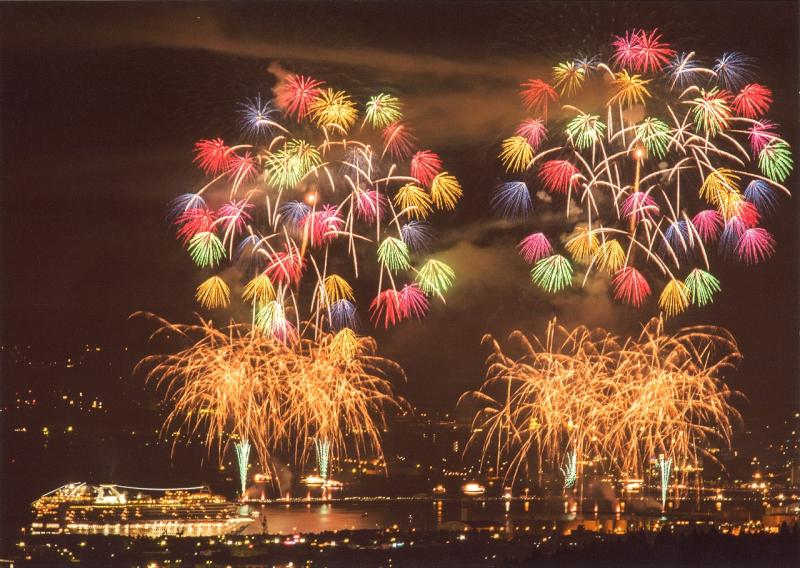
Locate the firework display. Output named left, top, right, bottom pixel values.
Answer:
left=145, top=73, right=462, bottom=486
left=461, top=318, right=742, bottom=489
left=173, top=74, right=460, bottom=336
left=135, top=314, right=407, bottom=485
left=496, top=29, right=792, bottom=315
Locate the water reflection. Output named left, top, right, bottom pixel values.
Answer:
left=240, top=498, right=668, bottom=536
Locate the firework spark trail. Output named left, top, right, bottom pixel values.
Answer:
left=495, top=29, right=792, bottom=316
left=234, top=440, right=251, bottom=497
left=134, top=314, right=408, bottom=487
left=461, top=318, right=742, bottom=491
left=658, top=455, right=672, bottom=512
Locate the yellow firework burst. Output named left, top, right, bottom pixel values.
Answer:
left=242, top=274, right=276, bottom=305
left=565, top=227, right=600, bottom=263
left=321, top=274, right=354, bottom=305
left=394, top=183, right=433, bottom=219
left=430, top=172, right=463, bottom=211
left=658, top=278, right=689, bottom=317
left=699, top=168, right=741, bottom=207
left=552, top=61, right=585, bottom=97
left=195, top=276, right=230, bottom=309
left=310, top=89, right=358, bottom=132
left=499, top=136, right=534, bottom=173
left=608, top=70, right=651, bottom=108
left=594, top=239, right=626, bottom=273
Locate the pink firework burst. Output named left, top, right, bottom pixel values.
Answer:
left=193, top=138, right=231, bottom=175
left=382, top=122, right=418, bottom=160
left=539, top=160, right=579, bottom=194
left=354, top=190, right=388, bottom=224
left=612, top=29, right=642, bottom=70
left=264, top=248, right=306, bottom=285
left=630, top=29, right=675, bottom=73
left=399, top=284, right=429, bottom=320
left=747, top=120, right=779, bottom=156
left=279, top=74, right=324, bottom=122
left=612, top=266, right=651, bottom=308
left=215, top=200, right=254, bottom=236
left=226, top=151, right=258, bottom=182
left=517, top=233, right=553, bottom=264
left=410, top=150, right=443, bottom=188
left=519, top=79, right=558, bottom=121
left=732, top=84, right=773, bottom=119
left=514, top=118, right=549, bottom=151
left=691, top=209, right=724, bottom=242
left=621, top=192, right=660, bottom=222
left=736, top=227, right=775, bottom=264
left=176, top=208, right=216, bottom=244
left=302, top=205, right=343, bottom=247
left=370, top=289, right=404, bottom=328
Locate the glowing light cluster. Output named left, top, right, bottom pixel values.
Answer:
left=495, top=29, right=792, bottom=316
left=171, top=74, right=460, bottom=335
left=136, top=314, right=407, bottom=486
left=463, top=318, right=742, bottom=489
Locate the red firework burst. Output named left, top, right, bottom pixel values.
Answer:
left=354, top=190, right=388, bottom=224
left=280, top=74, right=324, bottom=121
left=736, top=227, right=775, bottom=264
left=226, top=151, right=258, bottom=182
left=519, top=79, right=558, bottom=121
left=612, top=29, right=642, bottom=70
left=370, top=289, right=404, bottom=328
left=733, top=201, right=761, bottom=228
left=302, top=205, right=343, bottom=247
left=410, top=150, right=443, bottom=188
left=732, top=84, right=773, bottom=119
left=264, top=248, right=306, bottom=285
left=630, top=29, right=675, bottom=73
left=517, top=233, right=553, bottom=264
left=382, top=122, right=418, bottom=160
left=215, top=200, right=254, bottom=236
left=176, top=208, right=216, bottom=244
left=193, top=138, right=231, bottom=175
left=621, top=192, right=661, bottom=222
left=612, top=266, right=651, bottom=307
left=747, top=120, right=778, bottom=156
left=538, top=160, right=579, bottom=194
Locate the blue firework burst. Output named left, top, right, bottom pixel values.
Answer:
left=491, top=181, right=532, bottom=219
left=744, top=179, right=779, bottom=216
left=400, top=221, right=434, bottom=252
left=237, top=94, right=281, bottom=140
left=714, top=52, right=756, bottom=90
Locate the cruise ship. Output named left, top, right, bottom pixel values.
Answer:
left=30, top=482, right=251, bottom=537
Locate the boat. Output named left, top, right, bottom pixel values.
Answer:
left=30, top=482, right=250, bottom=537
left=302, top=475, right=326, bottom=487
left=462, top=482, right=486, bottom=497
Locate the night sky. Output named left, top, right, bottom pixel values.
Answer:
left=2, top=1, right=798, bottom=421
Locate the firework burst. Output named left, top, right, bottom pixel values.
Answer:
left=492, top=29, right=791, bottom=315
left=461, top=318, right=742, bottom=487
